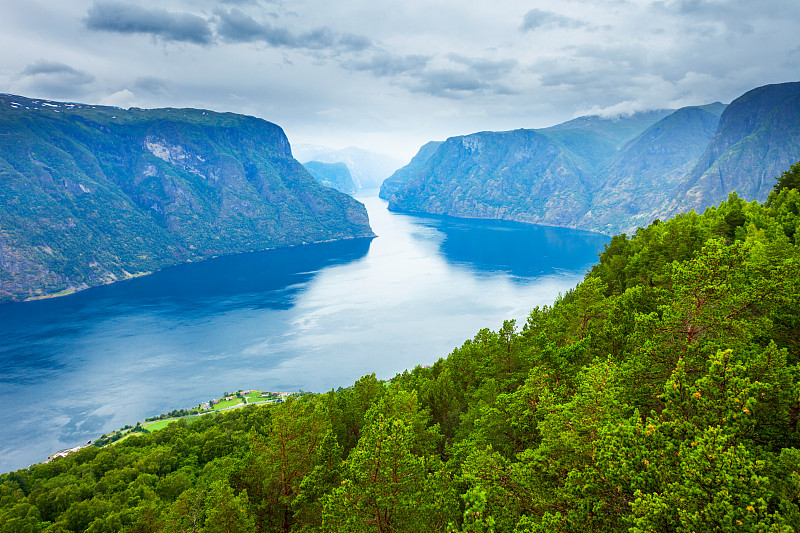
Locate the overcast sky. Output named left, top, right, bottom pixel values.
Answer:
left=2, top=0, right=798, bottom=161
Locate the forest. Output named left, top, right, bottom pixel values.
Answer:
left=2, top=162, right=800, bottom=532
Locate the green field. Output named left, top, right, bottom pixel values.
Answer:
left=212, top=398, right=244, bottom=410
left=244, top=391, right=276, bottom=403
left=101, top=389, right=291, bottom=445
left=143, top=414, right=212, bottom=432
left=143, top=419, right=177, bottom=432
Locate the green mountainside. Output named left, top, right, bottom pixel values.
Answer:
left=660, top=82, right=800, bottom=218
left=385, top=129, right=595, bottom=226
left=383, top=111, right=672, bottom=228
left=0, top=94, right=374, bottom=303
left=385, top=82, right=800, bottom=235
left=581, top=103, right=726, bottom=234
left=379, top=140, right=443, bottom=198
left=3, top=163, right=800, bottom=532
left=302, top=161, right=357, bottom=194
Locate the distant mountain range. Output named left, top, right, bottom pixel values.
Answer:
left=293, top=144, right=403, bottom=190
left=0, top=94, right=374, bottom=303
left=302, top=161, right=357, bottom=194
left=382, top=82, right=800, bottom=235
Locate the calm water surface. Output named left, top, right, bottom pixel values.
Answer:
left=0, top=194, right=608, bottom=472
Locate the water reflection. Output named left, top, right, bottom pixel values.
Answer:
left=413, top=215, right=606, bottom=279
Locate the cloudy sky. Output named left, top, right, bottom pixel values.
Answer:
left=2, top=0, right=799, bottom=161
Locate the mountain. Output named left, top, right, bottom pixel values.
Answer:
left=581, top=103, right=726, bottom=234
left=384, top=82, right=800, bottom=235
left=293, top=144, right=403, bottom=190
left=385, top=129, right=596, bottom=226
left=658, top=82, right=800, bottom=219
left=540, top=109, right=675, bottom=169
left=384, top=111, right=673, bottom=228
left=0, top=94, right=374, bottom=303
left=302, top=161, right=357, bottom=194
left=379, top=140, right=443, bottom=199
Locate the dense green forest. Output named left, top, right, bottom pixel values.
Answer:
left=3, top=162, right=800, bottom=532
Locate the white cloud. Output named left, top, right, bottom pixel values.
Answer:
left=99, top=88, right=138, bottom=108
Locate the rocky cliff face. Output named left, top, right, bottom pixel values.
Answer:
left=383, top=82, right=800, bottom=235
left=581, top=103, right=725, bottom=234
left=379, top=141, right=443, bottom=199
left=387, top=130, right=593, bottom=226
left=659, top=82, right=800, bottom=219
left=0, top=94, right=374, bottom=302
left=389, top=130, right=600, bottom=225
left=384, top=112, right=673, bottom=229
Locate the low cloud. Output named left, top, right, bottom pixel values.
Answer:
left=134, top=76, right=168, bottom=95
left=343, top=52, right=430, bottom=77
left=520, top=9, right=585, bottom=32
left=18, top=60, right=95, bottom=97
left=447, top=55, right=518, bottom=79
left=401, top=55, right=518, bottom=98
left=85, top=1, right=213, bottom=45
left=216, top=8, right=371, bottom=52
left=99, top=89, right=138, bottom=108
left=22, top=60, right=95, bottom=84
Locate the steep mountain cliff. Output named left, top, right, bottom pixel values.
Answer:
left=582, top=103, right=725, bottom=234
left=384, top=112, right=672, bottom=228
left=0, top=94, right=374, bottom=303
left=386, top=129, right=594, bottom=226
left=384, top=82, right=800, bottom=235
left=302, top=161, right=357, bottom=194
left=659, top=82, right=800, bottom=219
left=379, top=140, right=443, bottom=199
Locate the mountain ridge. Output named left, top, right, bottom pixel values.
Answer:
left=0, top=94, right=375, bottom=303
left=383, top=82, right=800, bottom=235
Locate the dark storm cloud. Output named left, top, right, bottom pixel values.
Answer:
left=215, top=8, right=372, bottom=52
left=85, top=1, right=213, bottom=44
left=343, top=52, right=430, bottom=77
left=19, top=60, right=95, bottom=97
left=520, top=9, right=585, bottom=32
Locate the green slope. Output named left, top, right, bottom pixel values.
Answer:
left=582, top=103, right=726, bottom=234
left=384, top=112, right=673, bottom=229
left=0, top=94, right=374, bottom=302
left=663, top=82, right=800, bottom=217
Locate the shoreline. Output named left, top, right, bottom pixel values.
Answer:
left=10, top=234, right=376, bottom=305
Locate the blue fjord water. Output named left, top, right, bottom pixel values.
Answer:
left=0, top=194, right=609, bottom=473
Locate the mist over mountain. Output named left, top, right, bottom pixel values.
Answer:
left=0, top=94, right=374, bottom=303
left=293, top=144, right=403, bottom=190
left=581, top=103, right=726, bottom=234
left=383, top=82, right=800, bottom=235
